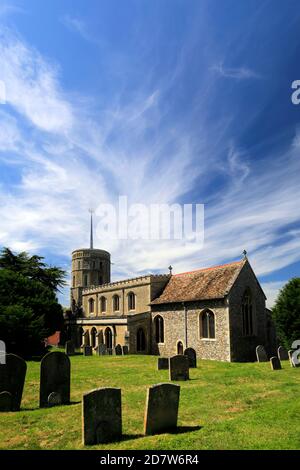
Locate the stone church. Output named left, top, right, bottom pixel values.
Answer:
left=67, top=230, right=276, bottom=362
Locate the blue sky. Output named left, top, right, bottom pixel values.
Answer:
left=0, top=0, right=300, bottom=307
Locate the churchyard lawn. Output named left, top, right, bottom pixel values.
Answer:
left=0, top=353, right=300, bottom=450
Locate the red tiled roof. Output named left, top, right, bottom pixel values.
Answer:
left=151, top=260, right=245, bottom=305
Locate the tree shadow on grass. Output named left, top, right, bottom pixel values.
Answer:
left=21, top=400, right=81, bottom=411
left=170, top=425, right=202, bottom=434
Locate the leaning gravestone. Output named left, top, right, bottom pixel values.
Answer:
left=122, top=346, right=129, bottom=355
left=169, top=355, right=189, bottom=381
left=40, top=351, right=70, bottom=408
left=184, top=348, right=197, bottom=368
left=115, top=344, right=122, bottom=356
left=82, top=388, right=122, bottom=445
left=144, top=383, right=180, bottom=435
left=277, top=346, right=289, bottom=361
left=270, top=356, right=282, bottom=370
left=256, top=345, right=268, bottom=362
left=83, top=345, right=93, bottom=356
left=157, top=357, right=169, bottom=370
left=289, top=349, right=300, bottom=368
left=0, top=353, right=27, bottom=411
left=96, top=344, right=107, bottom=356
left=65, top=340, right=75, bottom=356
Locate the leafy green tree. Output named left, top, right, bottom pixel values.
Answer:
left=0, top=248, right=66, bottom=358
left=272, top=278, right=300, bottom=349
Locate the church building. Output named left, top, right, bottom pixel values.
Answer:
left=67, top=220, right=277, bottom=362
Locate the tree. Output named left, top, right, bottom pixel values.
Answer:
left=272, top=278, right=300, bottom=349
left=0, top=247, right=66, bottom=358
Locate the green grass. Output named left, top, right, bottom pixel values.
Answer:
left=1, top=353, right=300, bottom=450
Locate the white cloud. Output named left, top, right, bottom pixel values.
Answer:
left=211, top=62, right=261, bottom=80
left=262, top=280, right=286, bottom=309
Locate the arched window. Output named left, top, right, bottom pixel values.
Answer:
left=113, top=295, right=120, bottom=312
left=242, top=289, right=253, bottom=336
left=84, top=274, right=88, bottom=287
left=91, top=327, right=97, bottom=348
left=177, top=341, right=184, bottom=355
left=200, top=310, right=215, bottom=339
left=137, top=328, right=146, bottom=352
left=100, top=296, right=107, bottom=313
left=88, top=298, right=95, bottom=314
left=105, top=327, right=113, bottom=349
left=73, top=276, right=75, bottom=287
left=154, top=315, right=164, bottom=343
left=128, top=292, right=136, bottom=311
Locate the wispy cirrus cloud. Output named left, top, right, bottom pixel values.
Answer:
left=210, top=61, right=261, bottom=80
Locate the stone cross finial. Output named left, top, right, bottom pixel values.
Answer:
left=168, top=265, right=173, bottom=275
left=243, top=250, right=247, bottom=259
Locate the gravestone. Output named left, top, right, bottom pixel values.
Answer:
left=184, top=348, right=197, bottom=368
left=106, top=348, right=113, bottom=356
left=96, top=344, right=107, bottom=356
left=288, top=350, right=295, bottom=367
left=144, top=383, right=180, bottom=435
left=256, top=345, right=268, bottom=362
left=270, top=356, right=282, bottom=370
left=0, top=353, right=27, bottom=411
left=0, top=340, right=5, bottom=365
left=0, top=391, right=12, bottom=411
left=82, top=388, right=122, bottom=445
left=289, top=349, right=300, bottom=368
left=157, top=357, right=169, bottom=370
left=40, top=351, right=70, bottom=408
left=65, top=340, right=75, bottom=356
left=115, top=344, right=122, bottom=356
left=277, top=346, right=289, bottom=361
left=122, top=346, right=129, bottom=355
left=83, top=345, right=93, bottom=356
left=169, top=355, right=189, bottom=381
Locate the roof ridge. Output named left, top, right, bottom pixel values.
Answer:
left=173, top=260, right=244, bottom=277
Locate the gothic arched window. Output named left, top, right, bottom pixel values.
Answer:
left=200, top=310, right=215, bottom=339
left=137, top=328, right=146, bottom=352
left=100, top=296, right=107, bottom=313
left=105, top=327, right=113, bottom=349
left=242, top=289, right=253, bottom=336
left=154, top=315, right=164, bottom=343
left=88, top=298, right=95, bottom=314
left=113, top=295, right=120, bottom=312
left=128, top=292, right=136, bottom=311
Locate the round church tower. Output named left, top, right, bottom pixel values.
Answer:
left=70, top=213, right=111, bottom=312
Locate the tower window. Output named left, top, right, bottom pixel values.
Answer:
left=88, top=298, right=95, bottom=314
left=72, top=276, right=75, bottom=288
left=113, top=295, right=120, bottom=312
left=84, top=274, right=88, bottom=287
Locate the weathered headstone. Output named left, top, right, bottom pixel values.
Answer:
left=115, top=344, right=122, bottom=356
left=106, top=348, right=113, bottom=355
left=96, top=344, right=107, bottom=356
left=169, top=355, right=189, bottom=381
left=144, top=383, right=180, bottom=435
left=0, top=353, right=27, bottom=411
left=122, top=346, right=129, bottom=355
left=0, top=340, right=6, bottom=365
left=0, top=391, right=12, bottom=411
left=82, top=388, right=122, bottom=445
left=277, top=346, right=289, bottom=361
left=184, top=348, right=197, bottom=368
left=83, top=345, right=93, bottom=356
left=65, top=340, right=75, bottom=356
left=48, top=391, right=62, bottom=407
left=256, top=345, right=268, bottom=362
left=157, top=357, right=169, bottom=370
left=270, top=356, right=282, bottom=370
left=40, top=351, right=70, bottom=408
left=289, top=349, right=300, bottom=368
left=288, top=350, right=295, bottom=367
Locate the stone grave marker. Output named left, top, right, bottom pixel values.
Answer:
left=65, top=340, right=75, bottom=356
left=0, top=353, right=27, bottom=411
left=144, top=383, right=180, bottom=435
left=96, top=344, right=107, bottom=356
left=83, top=345, right=93, bottom=356
left=256, top=345, right=268, bottom=362
left=82, top=388, right=122, bottom=445
left=157, top=357, right=169, bottom=370
left=40, top=351, right=70, bottom=408
left=277, top=346, right=289, bottom=361
left=169, top=355, right=189, bottom=381
left=106, top=348, right=113, bottom=355
left=122, top=346, right=129, bottom=355
left=115, top=344, right=122, bottom=355
left=184, top=348, right=197, bottom=368
left=270, top=356, right=282, bottom=370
